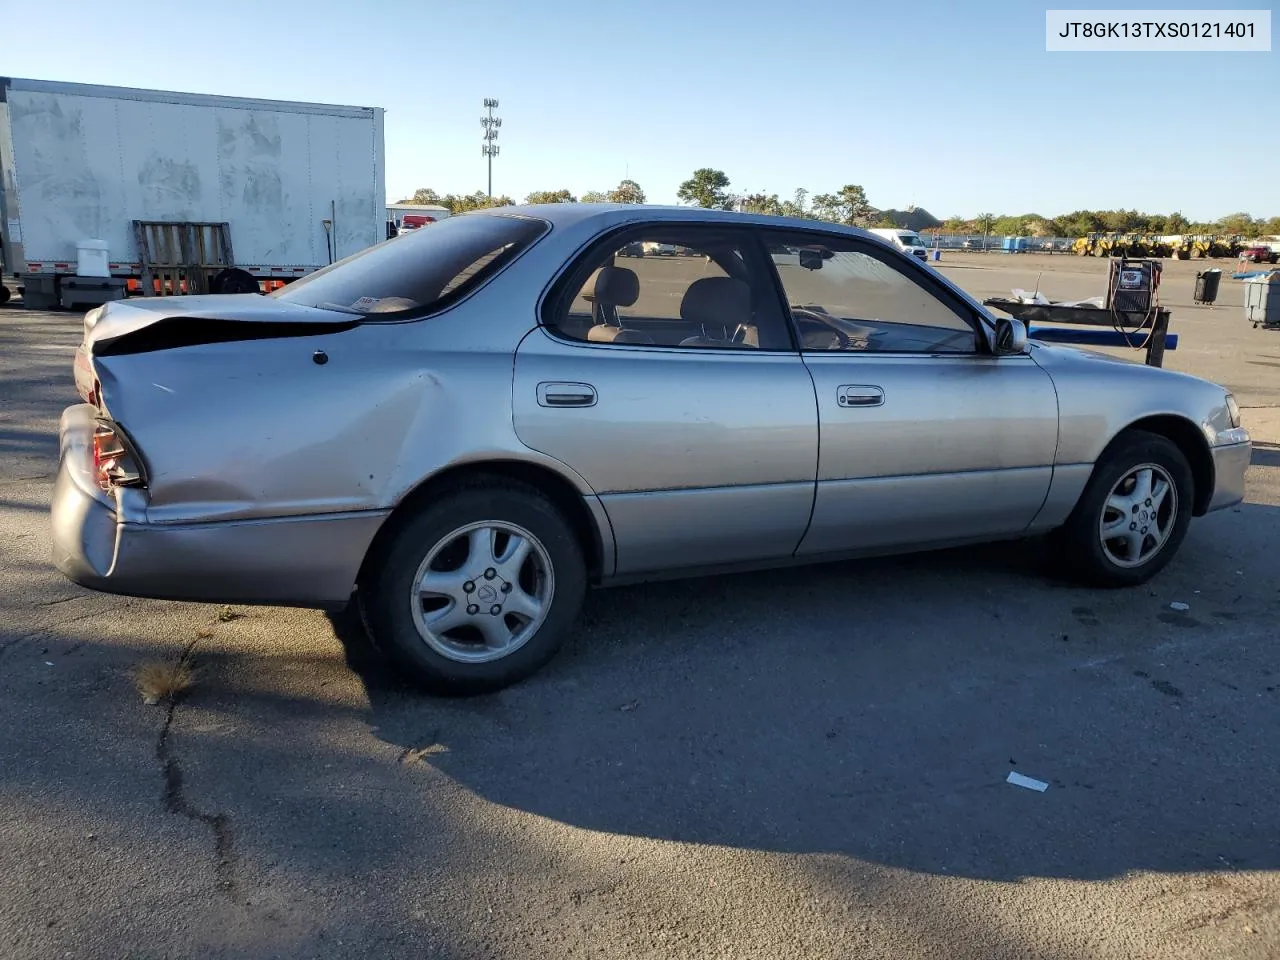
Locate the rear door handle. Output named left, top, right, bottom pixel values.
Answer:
left=537, top=381, right=598, bottom=408
left=837, top=384, right=884, bottom=408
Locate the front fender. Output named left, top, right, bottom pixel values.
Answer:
left=1031, top=344, right=1234, bottom=466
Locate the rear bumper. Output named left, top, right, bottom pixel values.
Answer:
left=51, top=404, right=386, bottom=609
left=1205, top=438, right=1251, bottom=513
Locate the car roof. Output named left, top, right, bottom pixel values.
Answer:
left=471, top=202, right=885, bottom=242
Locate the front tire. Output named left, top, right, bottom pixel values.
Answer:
left=360, top=481, right=587, bottom=695
left=1054, top=431, right=1194, bottom=587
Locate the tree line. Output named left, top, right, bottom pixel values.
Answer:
left=937, top=210, right=1280, bottom=239
left=400, top=173, right=880, bottom=226
left=400, top=171, right=1278, bottom=238
left=402, top=181, right=645, bottom=213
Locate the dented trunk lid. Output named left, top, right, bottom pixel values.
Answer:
left=82, top=294, right=360, bottom=357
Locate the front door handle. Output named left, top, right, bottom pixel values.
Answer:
left=837, top=384, right=884, bottom=408
left=537, top=381, right=598, bottom=408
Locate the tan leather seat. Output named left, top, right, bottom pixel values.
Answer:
left=583, top=266, right=645, bottom=343
left=676, top=276, right=757, bottom=348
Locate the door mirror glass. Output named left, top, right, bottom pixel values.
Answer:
left=994, top=317, right=1028, bottom=354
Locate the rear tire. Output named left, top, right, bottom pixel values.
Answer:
left=360, top=480, right=587, bottom=695
left=1053, top=431, right=1194, bottom=587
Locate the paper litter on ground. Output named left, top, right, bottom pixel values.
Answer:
left=1007, top=771, right=1049, bottom=792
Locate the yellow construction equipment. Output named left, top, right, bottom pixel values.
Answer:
left=1119, top=234, right=1152, bottom=256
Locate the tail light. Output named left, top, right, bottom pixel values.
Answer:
left=92, top=419, right=147, bottom=491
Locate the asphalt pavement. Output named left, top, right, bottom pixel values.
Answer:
left=2, top=281, right=1278, bottom=959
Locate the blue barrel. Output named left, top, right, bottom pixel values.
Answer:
left=931, top=249, right=941, bottom=261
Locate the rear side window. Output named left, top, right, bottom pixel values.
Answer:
left=272, top=213, right=548, bottom=318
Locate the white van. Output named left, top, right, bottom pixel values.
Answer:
left=868, top=228, right=930, bottom=262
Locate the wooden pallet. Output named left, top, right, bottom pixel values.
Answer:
left=132, top=221, right=236, bottom=296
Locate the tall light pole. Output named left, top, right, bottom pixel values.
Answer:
left=481, top=98, right=501, bottom=198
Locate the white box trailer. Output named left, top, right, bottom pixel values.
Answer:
left=0, top=76, right=386, bottom=308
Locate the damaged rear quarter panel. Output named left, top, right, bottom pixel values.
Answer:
left=94, top=312, right=536, bottom=525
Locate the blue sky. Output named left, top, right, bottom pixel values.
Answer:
left=6, top=0, right=1275, bottom=219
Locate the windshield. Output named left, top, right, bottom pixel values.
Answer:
left=900, top=234, right=923, bottom=247
left=272, top=212, right=548, bottom=317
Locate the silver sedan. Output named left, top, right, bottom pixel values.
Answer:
left=52, top=205, right=1252, bottom=693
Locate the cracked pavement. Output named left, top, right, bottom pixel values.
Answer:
left=2, top=254, right=1279, bottom=959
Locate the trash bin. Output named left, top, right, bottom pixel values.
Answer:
left=931, top=249, right=941, bottom=262
left=1194, top=268, right=1222, bottom=305
left=1244, top=272, right=1280, bottom=329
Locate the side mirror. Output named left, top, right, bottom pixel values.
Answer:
left=994, top=317, right=1028, bottom=354
left=798, top=248, right=826, bottom=270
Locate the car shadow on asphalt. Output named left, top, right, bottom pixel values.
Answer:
left=328, top=505, right=1280, bottom=885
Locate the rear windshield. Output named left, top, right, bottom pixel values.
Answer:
left=272, top=212, right=548, bottom=317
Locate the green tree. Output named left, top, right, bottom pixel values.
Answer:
left=1053, top=210, right=1103, bottom=236
left=524, top=189, right=576, bottom=204
left=1216, top=212, right=1259, bottom=237
left=1128, top=210, right=1153, bottom=233
left=779, top=188, right=813, bottom=219
left=740, top=193, right=782, bottom=216
left=404, top=187, right=444, bottom=206
left=974, top=212, right=995, bottom=237
left=581, top=190, right=608, bottom=203
left=811, top=184, right=872, bottom=226
left=1098, top=209, right=1128, bottom=232
left=445, top=191, right=514, bottom=213
left=606, top=179, right=646, bottom=204
left=992, top=215, right=1026, bottom=236
left=677, top=168, right=732, bottom=209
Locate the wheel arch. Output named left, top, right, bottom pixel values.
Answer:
left=357, top=458, right=610, bottom=588
left=1100, top=415, right=1214, bottom=516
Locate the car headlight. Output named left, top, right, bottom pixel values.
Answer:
left=1225, top=393, right=1241, bottom=429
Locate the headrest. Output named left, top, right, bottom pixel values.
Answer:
left=590, top=265, right=639, bottom=307
left=679, top=276, right=750, bottom=327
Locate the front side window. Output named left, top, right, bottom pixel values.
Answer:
left=544, top=228, right=792, bottom=351
left=272, top=212, right=547, bottom=319
left=763, top=232, right=977, bottom=354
